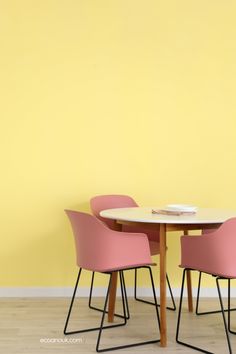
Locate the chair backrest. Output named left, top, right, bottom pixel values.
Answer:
left=66, top=210, right=106, bottom=271
left=90, top=194, right=138, bottom=229
left=181, top=217, right=236, bottom=278
left=211, top=218, right=236, bottom=277
left=65, top=209, right=152, bottom=272
left=90, top=194, right=159, bottom=243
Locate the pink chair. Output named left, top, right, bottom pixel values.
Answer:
left=176, top=218, right=236, bottom=354
left=64, top=210, right=160, bottom=352
left=195, top=228, right=236, bottom=316
left=195, top=228, right=223, bottom=315
left=90, top=194, right=176, bottom=310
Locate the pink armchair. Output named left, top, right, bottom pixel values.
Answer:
left=64, top=210, right=160, bottom=352
left=90, top=194, right=176, bottom=310
left=176, top=218, right=236, bottom=354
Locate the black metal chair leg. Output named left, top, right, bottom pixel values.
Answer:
left=64, top=270, right=127, bottom=336
left=96, top=273, right=127, bottom=352
left=64, top=268, right=82, bottom=335
left=88, top=271, right=95, bottom=308
left=97, top=269, right=160, bottom=352
left=134, top=268, right=176, bottom=310
left=166, top=273, right=177, bottom=310
left=147, top=266, right=160, bottom=330
left=195, top=271, right=202, bottom=315
left=196, top=272, right=236, bottom=316
left=176, top=269, right=214, bottom=354
left=120, top=271, right=130, bottom=319
left=89, top=270, right=130, bottom=320
left=226, top=278, right=236, bottom=335
left=216, top=277, right=233, bottom=354
left=134, top=268, right=138, bottom=299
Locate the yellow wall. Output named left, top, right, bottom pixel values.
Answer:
left=1, top=0, right=236, bottom=288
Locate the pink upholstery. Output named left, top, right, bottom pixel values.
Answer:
left=181, top=218, right=236, bottom=278
left=201, top=228, right=217, bottom=234
left=65, top=210, right=152, bottom=273
left=90, top=195, right=160, bottom=255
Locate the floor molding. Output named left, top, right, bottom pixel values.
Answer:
left=0, top=286, right=234, bottom=297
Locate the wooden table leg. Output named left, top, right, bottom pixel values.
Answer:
left=108, top=272, right=118, bottom=322
left=159, top=223, right=167, bottom=347
left=184, top=230, right=193, bottom=312
left=107, top=221, right=122, bottom=322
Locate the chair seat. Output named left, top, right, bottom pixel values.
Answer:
left=89, top=262, right=156, bottom=273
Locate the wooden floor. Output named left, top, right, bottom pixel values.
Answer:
left=1, top=297, right=236, bottom=354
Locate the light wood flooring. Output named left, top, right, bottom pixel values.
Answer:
left=1, top=297, right=236, bottom=354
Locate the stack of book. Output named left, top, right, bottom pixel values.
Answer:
left=152, top=204, right=198, bottom=216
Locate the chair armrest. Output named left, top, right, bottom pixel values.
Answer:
left=99, top=230, right=152, bottom=271
left=181, top=228, right=236, bottom=277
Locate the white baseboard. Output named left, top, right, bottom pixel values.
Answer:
left=0, top=287, right=235, bottom=298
